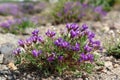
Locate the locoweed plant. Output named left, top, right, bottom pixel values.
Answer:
left=0, top=2, right=48, bottom=16
left=107, top=42, right=120, bottom=58
left=105, top=31, right=120, bottom=58
left=0, top=3, right=22, bottom=16
left=82, top=0, right=115, bottom=11
left=13, top=23, right=102, bottom=77
left=51, top=1, right=107, bottom=24
left=0, top=17, right=37, bottom=34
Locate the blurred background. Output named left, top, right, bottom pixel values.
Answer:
left=0, top=0, right=119, bottom=34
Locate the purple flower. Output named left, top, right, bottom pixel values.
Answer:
left=32, top=29, right=39, bottom=36
left=13, top=48, right=21, bottom=55
left=64, top=2, right=73, bottom=14
left=46, top=30, right=56, bottom=38
left=18, top=39, right=25, bottom=47
left=100, top=11, right=107, bottom=16
left=82, top=3, right=88, bottom=8
left=58, top=55, right=63, bottom=61
left=81, top=24, right=88, bottom=31
left=84, top=45, right=92, bottom=52
left=79, top=53, right=94, bottom=62
left=79, top=53, right=88, bottom=62
left=47, top=56, right=55, bottom=62
left=30, top=16, right=38, bottom=24
left=94, top=6, right=107, bottom=16
left=61, top=41, right=69, bottom=48
left=54, top=38, right=63, bottom=46
left=38, top=50, right=42, bottom=55
left=25, top=38, right=33, bottom=46
left=66, top=23, right=72, bottom=31
left=88, top=32, right=95, bottom=40
left=64, top=8, right=69, bottom=14
left=32, top=49, right=39, bottom=57
left=70, top=30, right=79, bottom=38
left=71, top=23, right=79, bottom=31
left=91, top=40, right=101, bottom=48
left=0, top=22, right=10, bottom=28
left=66, top=23, right=79, bottom=31
left=94, top=6, right=102, bottom=13
left=38, top=36, right=44, bottom=43
left=99, top=47, right=103, bottom=52
left=7, top=20, right=14, bottom=25
left=30, top=36, right=38, bottom=43
left=57, top=12, right=62, bottom=17
left=87, top=53, right=94, bottom=62
left=93, top=40, right=100, bottom=46
left=15, top=18, right=22, bottom=24
left=47, top=53, right=55, bottom=62
left=72, top=43, right=80, bottom=51
left=54, top=38, right=69, bottom=48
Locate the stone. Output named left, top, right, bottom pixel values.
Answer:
left=104, top=56, right=113, bottom=61
left=0, top=65, right=8, bottom=70
left=104, top=61, right=113, bottom=70
left=75, top=78, right=83, bottom=80
left=113, top=58, right=120, bottom=64
left=27, top=74, right=32, bottom=79
left=25, top=28, right=35, bottom=35
left=102, top=26, right=110, bottom=32
left=0, top=33, right=18, bottom=45
left=102, top=69, right=107, bottom=73
left=56, top=77, right=61, bottom=80
left=0, top=77, right=6, bottom=80
left=23, top=73, right=27, bottom=76
left=0, top=43, right=16, bottom=64
left=7, top=76, right=13, bottom=80
left=8, top=62, right=17, bottom=70
left=0, top=54, right=4, bottom=63
left=113, top=64, right=119, bottom=68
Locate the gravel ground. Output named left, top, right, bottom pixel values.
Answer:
left=0, top=10, right=120, bottom=80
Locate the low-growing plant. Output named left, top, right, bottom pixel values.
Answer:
left=72, top=0, right=115, bottom=11
left=0, top=2, right=48, bottom=16
left=51, top=1, right=107, bottom=24
left=105, top=31, right=120, bottom=58
left=13, top=23, right=102, bottom=77
left=0, top=17, right=37, bottom=34
left=0, top=3, right=22, bottom=16
left=107, top=43, right=120, bottom=58
left=85, top=0, right=115, bottom=11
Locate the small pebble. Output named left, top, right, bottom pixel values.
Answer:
left=113, top=64, right=119, bottom=68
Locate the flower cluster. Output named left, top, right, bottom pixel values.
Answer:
left=0, top=17, right=37, bottom=34
left=52, top=1, right=107, bottom=24
left=46, top=30, right=56, bottom=38
left=0, top=3, right=21, bottom=16
left=17, top=29, right=44, bottom=48
left=0, top=2, right=48, bottom=16
left=13, top=23, right=102, bottom=76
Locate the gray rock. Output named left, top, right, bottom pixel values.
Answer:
left=7, top=75, right=13, bottom=80
left=0, top=77, right=6, bottom=80
left=0, top=43, right=16, bottom=64
left=25, top=28, right=35, bottom=35
left=0, top=54, right=4, bottom=63
left=27, top=74, right=32, bottom=79
left=0, top=65, right=9, bottom=72
left=0, top=33, right=18, bottom=45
